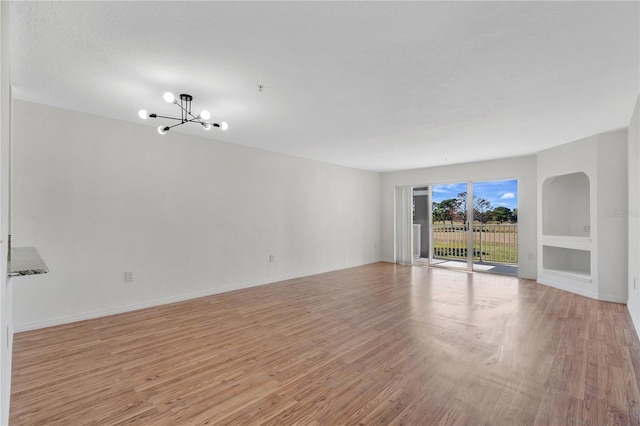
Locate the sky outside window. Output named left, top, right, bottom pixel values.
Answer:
left=431, top=180, right=518, bottom=210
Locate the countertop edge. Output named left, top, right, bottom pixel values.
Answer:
left=8, top=247, right=49, bottom=277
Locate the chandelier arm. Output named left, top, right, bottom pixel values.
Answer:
left=150, top=114, right=184, bottom=121
left=170, top=96, right=211, bottom=123
left=170, top=99, right=204, bottom=120
left=175, top=104, right=205, bottom=122
left=186, top=118, right=210, bottom=125
left=170, top=103, right=197, bottom=123
left=165, top=121, right=188, bottom=130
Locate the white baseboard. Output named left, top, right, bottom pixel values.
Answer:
left=597, top=294, right=628, bottom=304
left=15, top=280, right=259, bottom=332
left=537, top=278, right=599, bottom=300
left=14, top=259, right=383, bottom=333
left=537, top=279, right=627, bottom=304
left=517, top=273, right=537, bottom=280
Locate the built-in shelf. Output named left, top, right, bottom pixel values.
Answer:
left=541, top=268, right=592, bottom=283
left=542, top=245, right=590, bottom=279
left=8, top=247, right=48, bottom=277
left=540, top=171, right=592, bottom=291
left=542, top=172, right=590, bottom=237
left=541, top=235, right=592, bottom=250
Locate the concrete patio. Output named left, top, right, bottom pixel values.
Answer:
left=413, top=257, right=519, bottom=276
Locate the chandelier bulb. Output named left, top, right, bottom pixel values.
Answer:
left=157, top=126, right=169, bottom=135
left=202, top=122, right=212, bottom=130
left=138, top=109, right=148, bottom=120
left=163, top=92, right=175, bottom=103
left=220, top=121, right=229, bottom=131
left=199, top=110, right=211, bottom=120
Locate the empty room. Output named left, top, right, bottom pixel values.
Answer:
left=1, top=1, right=639, bottom=425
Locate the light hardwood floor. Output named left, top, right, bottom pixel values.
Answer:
left=10, top=263, right=640, bottom=425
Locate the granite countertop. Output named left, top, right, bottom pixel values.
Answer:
left=8, top=247, right=49, bottom=277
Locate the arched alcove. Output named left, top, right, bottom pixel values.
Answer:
left=542, top=172, right=590, bottom=237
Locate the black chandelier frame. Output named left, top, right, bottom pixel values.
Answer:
left=139, top=93, right=227, bottom=134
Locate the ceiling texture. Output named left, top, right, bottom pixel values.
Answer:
left=9, top=1, right=640, bottom=172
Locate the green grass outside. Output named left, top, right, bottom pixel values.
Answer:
left=432, top=225, right=518, bottom=264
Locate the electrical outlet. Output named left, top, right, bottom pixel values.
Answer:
left=269, top=254, right=275, bottom=263
left=124, top=271, right=134, bottom=282
left=527, top=253, right=534, bottom=261
left=634, top=278, right=637, bottom=290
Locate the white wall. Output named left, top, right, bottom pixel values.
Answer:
left=11, top=100, right=382, bottom=331
left=597, top=130, right=628, bottom=301
left=0, top=3, right=11, bottom=424
left=629, top=95, right=640, bottom=333
left=381, top=156, right=538, bottom=279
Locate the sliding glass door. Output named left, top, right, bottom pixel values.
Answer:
left=398, top=179, right=518, bottom=275
left=429, top=179, right=518, bottom=275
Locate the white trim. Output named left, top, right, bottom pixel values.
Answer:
left=538, top=278, right=599, bottom=300
left=598, top=294, right=628, bottom=304
left=517, top=273, right=537, bottom=280
left=466, top=183, right=474, bottom=271
left=537, top=279, right=627, bottom=304
left=541, top=267, right=591, bottom=283
left=427, top=186, right=434, bottom=265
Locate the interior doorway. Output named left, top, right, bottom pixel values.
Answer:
left=412, top=187, right=431, bottom=261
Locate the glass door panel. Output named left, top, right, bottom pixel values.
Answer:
left=471, top=179, right=519, bottom=275
left=430, top=182, right=469, bottom=271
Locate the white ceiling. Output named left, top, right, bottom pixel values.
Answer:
left=9, top=1, right=640, bottom=172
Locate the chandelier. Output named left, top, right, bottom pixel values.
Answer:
left=138, top=92, right=228, bottom=135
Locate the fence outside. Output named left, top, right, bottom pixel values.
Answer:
left=432, top=223, right=518, bottom=264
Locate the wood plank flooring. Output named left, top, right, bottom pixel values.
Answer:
left=9, top=262, right=640, bottom=425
